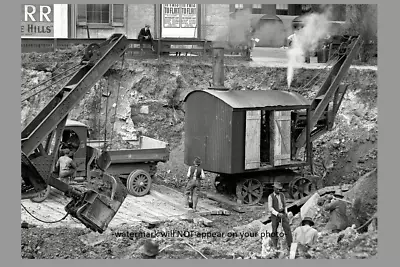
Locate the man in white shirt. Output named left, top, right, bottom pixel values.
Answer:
left=267, top=182, right=293, bottom=251
left=184, top=157, right=205, bottom=211
left=293, top=216, right=319, bottom=247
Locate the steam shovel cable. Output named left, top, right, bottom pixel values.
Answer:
left=110, top=52, right=126, bottom=145
left=21, top=203, right=70, bottom=224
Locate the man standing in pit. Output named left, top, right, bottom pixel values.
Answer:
left=184, top=157, right=205, bottom=211
left=55, top=148, right=77, bottom=184
left=267, top=182, right=293, bottom=251
left=323, top=189, right=349, bottom=233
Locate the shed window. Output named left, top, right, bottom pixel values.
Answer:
left=77, top=4, right=125, bottom=27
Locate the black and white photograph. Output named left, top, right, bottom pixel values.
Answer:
left=20, top=3, right=378, bottom=260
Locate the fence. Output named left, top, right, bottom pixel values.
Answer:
left=21, top=37, right=250, bottom=59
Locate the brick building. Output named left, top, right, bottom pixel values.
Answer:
left=62, top=4, right=345, bottom=46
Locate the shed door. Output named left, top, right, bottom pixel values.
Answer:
left=245, top=110, right=261, bottom=170
left=271, top=111, right=291, bottom=166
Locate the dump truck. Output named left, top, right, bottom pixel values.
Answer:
left=30, top=119, right=170, bottom=203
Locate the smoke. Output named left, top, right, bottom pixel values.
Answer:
left=215, top=9, right=253, bottom=48
left=287, top=6, right=335, bottom=88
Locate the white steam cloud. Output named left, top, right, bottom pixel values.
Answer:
left=287, top=9, right=334, bottom=88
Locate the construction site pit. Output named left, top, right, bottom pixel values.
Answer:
left=21, top=47, right=378, bottom=259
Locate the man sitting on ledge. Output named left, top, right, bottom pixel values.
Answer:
left=138, top=24, right=155, bottom=52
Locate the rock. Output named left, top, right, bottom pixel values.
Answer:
left=300, top=192, right=320, bottom=219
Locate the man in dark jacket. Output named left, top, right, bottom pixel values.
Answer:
left=323, top=190, right=349, bottom=232
left=138, top=24, right=155, bottom=51
left=267, top=182, right=293, bottom=251
left=184, top=157, right=205, bottom=211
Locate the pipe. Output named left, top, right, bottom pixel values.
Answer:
left=210, top=46, right=228, bottom=91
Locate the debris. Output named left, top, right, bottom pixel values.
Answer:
left=300, top=192, right=320, bottom=219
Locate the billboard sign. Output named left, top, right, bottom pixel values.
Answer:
left=21, top=4, right=54, bottom=37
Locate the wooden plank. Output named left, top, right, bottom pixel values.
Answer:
left=271, top=111, right=291, bottom=166
left=152, top=184, right=229, bottom=213
left=245, top=110, right=261, bottom=170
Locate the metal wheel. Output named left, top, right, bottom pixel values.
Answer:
left=126, top=170, right=152, bottom=197
left=235, top=178, right=263, bottom=205
left=30, top=185, right=51, bottom=203
left=289, top=177, right=315, bottom=200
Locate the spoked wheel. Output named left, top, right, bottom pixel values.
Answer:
left=30, top=185, right=51, bottom=203
left=126, top=170, right=152, bottom=197
left=289, top=177, right=315, bottom=200
left=235, top=178, right=264, bottom=205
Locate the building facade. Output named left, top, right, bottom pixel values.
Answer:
left=21, top=4, right=347, bottom=47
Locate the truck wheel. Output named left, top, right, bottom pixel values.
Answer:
left=126, top=170, right=152, bottom=197
left=30, top=185, right=51, bottom=203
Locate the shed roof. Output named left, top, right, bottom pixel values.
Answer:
left=184, top=89, right=311, bottom=109
left=65, top=119, right=88, bottom=128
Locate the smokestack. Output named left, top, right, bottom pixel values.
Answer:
left=210, top=46, right=228, bottom=91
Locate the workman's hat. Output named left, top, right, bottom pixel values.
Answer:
left=273, top=182, right=283, bottom=189
left=140, top=239, right=159, bottom=257
left=193, top=157, right=202, bottom=165
left=301, top=216, right=315, bottom=226
left=145, top=24, right=150, bottom=27
left=61, top=148, right=70, bottom=156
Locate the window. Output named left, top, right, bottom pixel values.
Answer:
left=77, top=4, right=125, bottom=27
left=252, top=4, right=262, bottom=14
left=276, top=4, right=288, bottom=15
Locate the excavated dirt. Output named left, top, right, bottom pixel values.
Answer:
left=20, top=48, right=378, bottom=259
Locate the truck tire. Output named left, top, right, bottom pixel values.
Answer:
left=126, top=169, right=152, bottom=197
left=30, top=185, right=51, bottom=203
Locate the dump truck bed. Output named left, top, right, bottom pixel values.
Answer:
left=87, top=136, right=170, bottom=164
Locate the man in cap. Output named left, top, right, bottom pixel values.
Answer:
left=323, top=189, right=349, bottom=233
left=267, top=182, right=293, bottom=251
left=140, top=239, right=159, bottom=259
left=138, top=24, right=155, bottom=51
left=184, top=157, right=205, bottom=211
left=293, top=216, right=319, bottom=247
left=55, top=148, right=77, bottom=184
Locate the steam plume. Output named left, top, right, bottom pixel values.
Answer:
left=287, top=7, right=334, bottom=88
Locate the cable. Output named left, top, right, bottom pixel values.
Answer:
left=21, top=63, right=82, bottom=96
left=21, top=47, right=86, bottom=89
left=21, top=203, right=70, bottom=224
left=21, top=67, right=81, bottom=102
left=110, top=53, right=126, bottom=144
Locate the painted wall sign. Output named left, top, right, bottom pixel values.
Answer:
left=21, top=4, right=54, bottom=37
left=180, top=4, right=197, bottom=28
left=162, top=4, right=198, bottom=38
left=163, top=4, right=181, bottom=28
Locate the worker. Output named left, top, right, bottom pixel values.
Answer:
left=138, top=24, right=155, bottom=52
left=323, top=189, right=349, bottom=233
left=184, top=157, right=205, bottom=211
left=55, top=148, right=77, bottom=184
left=140, top=239, right=159, bottom=259
left=292, top=216, right=319, bottom=247
left=267, top=182, right=293, bottom=251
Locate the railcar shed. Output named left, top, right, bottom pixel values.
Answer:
left=184, top=89, right=312, bottom=174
